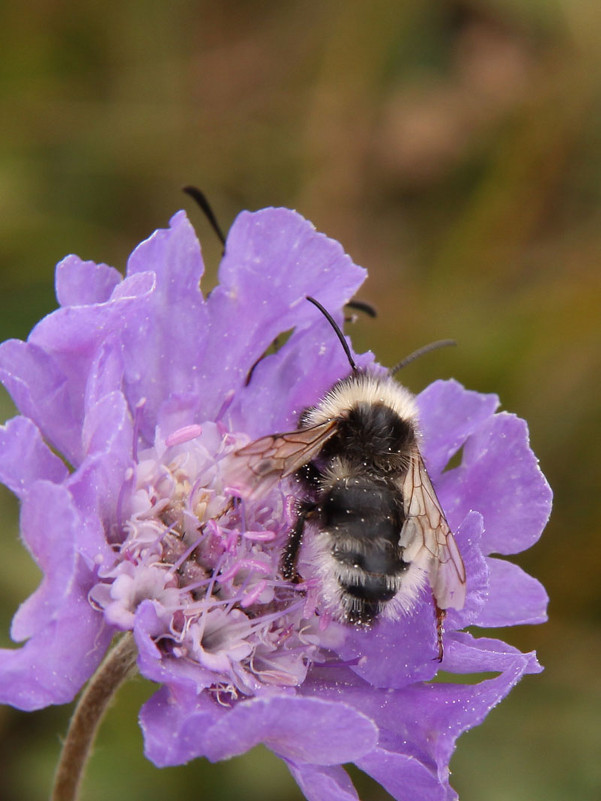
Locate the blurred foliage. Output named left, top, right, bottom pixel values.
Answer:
left=0, top=0, right=600, bottom=799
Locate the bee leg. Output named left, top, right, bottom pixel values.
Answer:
left=434, top=602, right=446, bottom=663
left=281, top=502, right=316, bottom=582
left=297, top=461, right=322, bottom=489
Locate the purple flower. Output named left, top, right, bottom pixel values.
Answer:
left=0, top=208, right=551, bottom=800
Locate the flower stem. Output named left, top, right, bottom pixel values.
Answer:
left=51, top=632, right=138, bottom=801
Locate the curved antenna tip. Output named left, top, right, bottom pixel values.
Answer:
left=390, top=339, right=456, bottom=375
left=306, top=296, right=358, bottom=373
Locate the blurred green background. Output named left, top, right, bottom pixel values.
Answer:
left=0, top=1, right=600, bottom=799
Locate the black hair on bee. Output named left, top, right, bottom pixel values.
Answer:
left=232, top=296, right=465, bottom=660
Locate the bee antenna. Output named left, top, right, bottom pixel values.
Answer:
left=306, top=296, right=358, bottom=373
left=182, top=185, right=227, bottom=247
left=390, top=339, right=456, bottom=375
left=345, top=299, right=377, bottom=318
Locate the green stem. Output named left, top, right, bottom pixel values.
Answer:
left=51, top=632, right=138, bottom=801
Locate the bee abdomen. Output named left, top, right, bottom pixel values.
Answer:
left=332, top=541, right=403, bottom=582
left=318, top=476, right=408, bottom=624
left=321, top=476, right=403, bottom=529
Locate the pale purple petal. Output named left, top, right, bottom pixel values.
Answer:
left=203, top=696, right=378, bottom=765
left=439, top=412, right=552, bottom=554
left=356, top=749, right=448, bottom=801
left=0, top=416, right=68, bottom=498
left=0, top=481, right=109, bottom=709
left=442, top=631, right=542, bottom=677
left=0, top=272, right=154, bottom=464
left=229, top=320, right=374, bottom=436
left=307, top=635, right=540, bottom=801
left=55, top=255, right=122, bottom=306
left=66, top=383, right=135, bottom=566
left=477, top=557, right=548, bottom=626
left=127, top=209, right=206, bottom=290
left=446, top=511, right=488, bottom=627
left=11, top=482, right=91, bottom=639
left=66, top=456, right=128, bottom=567
left=334, top=610, right=439, bottom=689
left=0, top=589, right=111, bottom=711
left=122, top=211, right=208, bottom=441
left=78, top=342, right=135, bottom=538
left=405, top=635, right=544, bottom=777
left=217, top=208, right=365, bottom=317
left=30, top=271, right=155, bottom=368
left=28, top=271, right=154, bottom=452
left=140, top=686, right=225, bottom=767
left=83, top=336, right=127, bottom=410
left=82, top=391, right=133, bottom=461
left=134, top=602, right=218, bottom=694
left=417, top=380, right=499, bottom=476
left=286, top=763, right=360, bottom=801
left=200, top=208, right=366, bottom=425
left=0, top=339, right=80, bottom=464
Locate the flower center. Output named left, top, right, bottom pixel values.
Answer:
left=89, top=421, right=327, bottom=700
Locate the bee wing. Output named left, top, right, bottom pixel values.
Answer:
left=228, top=418, right=340, bottom=499
left=399, top=450, right=466, bottom=611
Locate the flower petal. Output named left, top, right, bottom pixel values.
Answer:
left=0, top=481, right=110, bottom=709
left=55, top=255, right=122, bottom=306
left=11, top=482, right=85, bottom=639
left=286, top=762, right=359, bottom=801
left=417, top=380, right=499, bottom=477
left=440, top=413, right=552, bottom=555
left=356, top=749, right=449, bottom=801
left=0, top=594, right=110, bottom=711
left=83, top=335, right=127, bottom=410
left=0, top=339, right=79, bottom=464
left=66, top=375, right=135, bottom=566
left=0, top=273, right=154, bottom=464
left=204, top=696, right=378, bottom=765
left=201, top=208, right=367, bottom=425
left=445, top=511, right=488, bottom=627
left=0, top=416, right=68, bottom=498
left=229, top=318, right=374, bottom=436
left=140, top=685, right=225, bottom=767
left=334, top=610, right=439, bottom=689
left=134, top=602, right=217, bottom=694
left=122, top=211, right=209, bottom=442
left=308, top=634, right=540, bottom=801
left=477, top=557, right=548, bottom=626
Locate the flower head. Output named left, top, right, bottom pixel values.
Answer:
left=0, top=208, right=551, bottom=800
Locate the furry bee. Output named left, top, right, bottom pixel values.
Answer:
left=232, top=297, right=466, bottom=657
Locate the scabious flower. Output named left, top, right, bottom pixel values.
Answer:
left=0, top=207, right=551, bottom=801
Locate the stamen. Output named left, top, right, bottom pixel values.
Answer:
left=242, top=529, right=277, bottom=542
left=165, top=424, right=203, bottom=447
left=240, top=580, right=268, bottom=607
left=167, top=534, right=204, bottom=573
left=218, top=559, right=272, bottom=583
left=132, top=398, right=146, bottom=463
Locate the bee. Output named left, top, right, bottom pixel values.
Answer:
left=232, top=297, right=466, bottom=658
